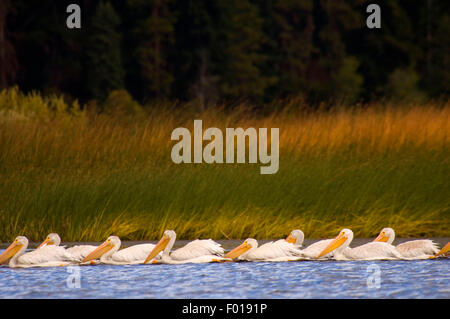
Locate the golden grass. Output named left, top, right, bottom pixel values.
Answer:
left=0, top=88, right=449, bottom=242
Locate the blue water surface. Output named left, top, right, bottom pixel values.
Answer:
left=1, top=259, right=449, bottom=298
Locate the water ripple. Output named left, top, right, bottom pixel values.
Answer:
left=0, top=259, right=449, bottom=298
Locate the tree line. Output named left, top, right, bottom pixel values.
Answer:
left=0, top=0, right=449, bottom=107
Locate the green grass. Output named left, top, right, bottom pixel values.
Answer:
left=0, top=88, right=449, bottom=242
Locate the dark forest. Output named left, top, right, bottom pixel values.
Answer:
left=1, top=0, right=449, bottom=107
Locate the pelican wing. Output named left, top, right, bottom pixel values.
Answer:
left=170, top=239, right=224, bottom=261
left=111, top=244, right=156, bottom=263
left=343, top=242, right=403, bottom=260
left=66, top=245, right=98, bottom=260
left=244, top=240, right=303, bottom=261
left=396, top=240, right=439, bottom=258
left=17, top=246, right=77, bottom=265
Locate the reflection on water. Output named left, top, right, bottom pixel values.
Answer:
left=1, top=258, right=449, bottom=298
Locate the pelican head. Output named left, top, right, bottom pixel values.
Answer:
left=316, top=229, right=353, bottom=259
left=373, top=227, right=395, bottom=244
left=81, top=235, right=121, bottom=263
left=0, top=236, right=29, bottom=264
left=285, top=230, right=304, bottom=246
left=38, top=233, right=61, bottom=249
left=225, top=238, right=258, bottom=259
left=143, top=230, right=176, bottom=264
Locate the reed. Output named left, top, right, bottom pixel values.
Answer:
left=0, top=88, right=449, bottom=242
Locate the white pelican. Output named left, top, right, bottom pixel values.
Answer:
left=225, top=230, right=304, bottom=261
left=316, top=229, right=404, bottom=260
left=38, top=233, right=98, bottom=261
left=143, top=230, right=230, bottom=264
left=81, top=236, right=158, bottom=265
left=373, top=228, right=439, bottom=259
left=431, top=242, right=450, bottom=259
left=0, top=236, right=78, bottom=268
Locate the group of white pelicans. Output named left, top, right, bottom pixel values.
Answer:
left=0, top=228, right=448, bottom=268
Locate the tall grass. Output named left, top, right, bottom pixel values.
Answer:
left=0, top=88, right=449, bottom=242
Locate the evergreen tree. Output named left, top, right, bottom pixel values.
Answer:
left=128, top=0, right=175, bottom=100
left=85, top=2, right=125, bottom=102
left=0, top=0, right=18, bottom=89
left=430, top=13, right=450, bottom=96
left=317, top=0, right=364, bottom=102
left=420, top=0, right=450, bottom=97
left=270, top=0, right=315, bottom=98
left=172, top=0, right=219, bottom=105
left=350, top=1, right=419, bottom=99
left=173, top=0, right=271, bottom=104
left=214, top=0, right=272, bottom=102
left=3, top=0, right=450, bottom=103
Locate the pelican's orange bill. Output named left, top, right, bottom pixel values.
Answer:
left=225, top=241, right=251, bottom=259
left=285, top=234, right=296, bottom=244
left=430, top=242, right=450, bottom=259
left=373, top=231, right=388, bottom=242
left=0, top=241, right=23, bottom=264
left=37, top=237, right=53, bottom=249
left=144, top=234, right=170, bottom=264
left=81, top=240, right=114, bottom=263
left=316, top=233, right=347, bottom=259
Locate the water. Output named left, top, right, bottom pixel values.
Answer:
left=1, top=239, right=449, bottom=299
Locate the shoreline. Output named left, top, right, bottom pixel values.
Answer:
left=1, top=237, right=448, bottom=250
